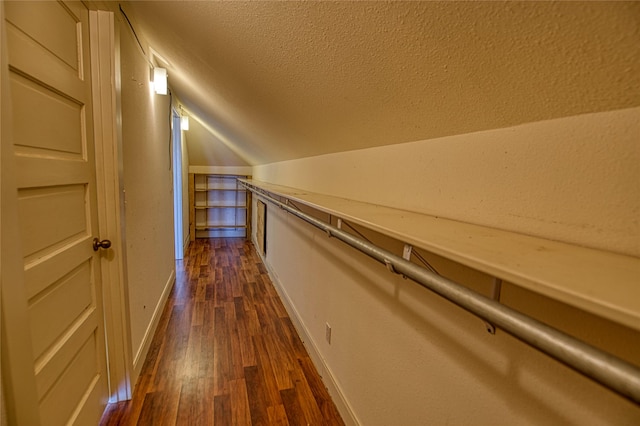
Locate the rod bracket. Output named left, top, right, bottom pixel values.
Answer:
left=484, top=278, right=503, bottom=334
left=384, top=259, right=397, bottom=274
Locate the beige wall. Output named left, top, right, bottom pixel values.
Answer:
left=119, top=16, right=176, bottom=373
left=251, top=108, right=640, bottom=424
left=181, top=126, right=190, bottom=250
left=0, top=381, right=6, bottom=426
left=257, top=202, right=639, bottom=424
left=255, top=107, right=639, bottom=257
left=1, top=7, right=9, bottom=424
left=185, top=116, right=251, bottom=167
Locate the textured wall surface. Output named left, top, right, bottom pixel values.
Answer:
left=126, top=1, right=640, bottom=164
left=255, top=107, right=640, bottom=257
left=119, top=20, right=176, bottom=361
left=185, top=115, right=250, bottom=167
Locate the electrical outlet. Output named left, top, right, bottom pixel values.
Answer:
left=325, top=323, right=332, bottom=345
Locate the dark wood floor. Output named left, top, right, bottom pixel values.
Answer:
left=100, top=238, right=344, bottom=425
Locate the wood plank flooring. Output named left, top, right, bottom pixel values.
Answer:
left=100, top=238, right=344, bottom=425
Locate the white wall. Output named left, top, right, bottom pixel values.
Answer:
left=255, top=107, right=639, bottom=258
left=1, top=7, right=9, bottom=425
left=185, top=116, right=251, bottom=167
left=251, top=109, right=640, bottom=424
left=0, top=380, right=6, bottom=426
left=181, top=127, right=190, bottom=251
left=119, top=18, right=176, bottom=376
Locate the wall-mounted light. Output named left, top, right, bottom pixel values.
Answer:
left=181, top=115, right=189, bottom=131
left=153, top=67, right=167, bottom=95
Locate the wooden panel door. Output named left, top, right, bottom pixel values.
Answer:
left=5, top=1, right=109, bottom=424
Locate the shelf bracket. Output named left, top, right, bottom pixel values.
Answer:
left=401, top=244, right=413, bottom=279
left=483, top=278, right=503, bottom=334
left=328, top=217, right=342, bottom=238
left=402, top=244, right=413, bottom=261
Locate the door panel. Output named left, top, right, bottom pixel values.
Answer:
left=5, top=1, right=108, bottom=424
left=38, top=335, right=100, bottom=426
left=18, top=185, right=87, bottom=258
left=28, top=260, right=92, bottom=358
left=24, top=240, right=88, bottom=299
left=34, top=309, right=97, bottom=399
left=4, top=0, right=80, bottom=71
left=10, top=72, right=84, bottom=156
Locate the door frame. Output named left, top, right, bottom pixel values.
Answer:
left=89, top=9, right=133, bottom=403
left=172, top=109, right=184, bottom=260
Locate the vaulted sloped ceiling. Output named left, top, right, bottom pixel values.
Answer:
left=124, top=1, right=640, bottom=166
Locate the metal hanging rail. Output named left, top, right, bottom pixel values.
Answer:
left=239, top=180, right=640, bottom=405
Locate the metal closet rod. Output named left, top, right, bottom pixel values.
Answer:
left=240, top=182, right=640, bottom=405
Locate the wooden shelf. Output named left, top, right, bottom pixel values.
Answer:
left=195, top=205, right=247, bottom=209
left=240, top=179, right=640, bottom=331
left=195, top=225, right=248, bottom=230
left=195, top=187, right=247, bottom=192
left=189, top=173, right=251, bottom=240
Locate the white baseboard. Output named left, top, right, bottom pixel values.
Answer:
left=131, top=269, right=176, bottom=384
left=252, top=237, right=359, bottom=426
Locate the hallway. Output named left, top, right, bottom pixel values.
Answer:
left=2, top=2, right=638, bottom=424
left=100, top=238, right=344, bottom=425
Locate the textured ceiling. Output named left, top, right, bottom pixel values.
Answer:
left=124, top=1, right=640, bottom=165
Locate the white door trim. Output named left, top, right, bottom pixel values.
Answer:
left=172, top=110, right=184, bottom=260
left=89, top=10, right=133, bottom=403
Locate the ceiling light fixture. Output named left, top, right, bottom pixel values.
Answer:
left=153, top=67, right=167, bottom=95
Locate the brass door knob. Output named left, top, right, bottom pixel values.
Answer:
left=93, top=238, right=112, bottom=251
